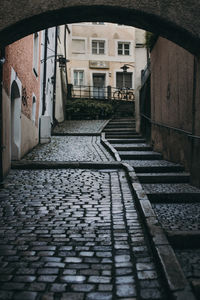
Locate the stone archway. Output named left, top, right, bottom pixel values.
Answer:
left=0, top=1, right=200, bottom=54
left=10, top=79, right=21, bottom=160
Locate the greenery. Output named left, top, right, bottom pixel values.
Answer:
left=66, top=99, right=114, bottom=120
left=145, top=31, right=158, bottom=50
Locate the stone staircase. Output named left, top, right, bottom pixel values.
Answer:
left=104, top=117, right=200, bottom=298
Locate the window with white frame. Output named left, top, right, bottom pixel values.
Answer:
left=74, top=70, right=84, bottom=86
left=72, top=39, right=86, bottom=54
left=92, top=40, right=105, bottom=55
left=33, top=32, right=39, bottom=76
left=118, top=42, right=130, bottom=55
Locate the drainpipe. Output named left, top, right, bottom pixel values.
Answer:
left=52, top=26, right=58, bottom=125
left=42, top=29, right=48, bottom=115
left=0, top=48, right=5, bottom=183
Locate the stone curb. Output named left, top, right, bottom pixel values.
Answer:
left=122, top=163, right=196, bottom=300
left=101, top=132, right=121, bottom=162
left=52, top=133, right=101, bottom=136
left=98, top=119, right=111, bottom=133
left=167, top=230, right=200, bottom=248
left=11, top=161, right=122, bottom=170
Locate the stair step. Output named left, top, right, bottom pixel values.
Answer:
left=138, top=172, right=190, bottom=183
left=114, top=145, right=152, bottom=151
left=142, top=183, right=200, bottom=202
left=107, top=122, right=135, bottom=127
left=107, top=139, right=146, bottom=144
left=106, top=134, right=142, bottom=139
left=119, top=151, right=162, bottom=160
left=123, top=160, right=185, bottom=172
left=104, top=128, right=136, bottom=132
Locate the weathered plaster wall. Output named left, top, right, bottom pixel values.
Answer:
left=2, top=89, right=11, bottom=178
left=3, top=34, right=41, bottom=125
left=151, top=37, right=200, bottom=186
left=21, top=114, right=39, bottom=158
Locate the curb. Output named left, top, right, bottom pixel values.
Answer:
left=52, top=133, right=101, bottom=136
left=11, top=161, right=122, bottom=170
left=101, top=132, right=121, bottom=162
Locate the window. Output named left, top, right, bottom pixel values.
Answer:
left=33, top=32, right=39, bottom=76
left=116, top=72, right=133, bottom=89
left=118, top=42, right=130, bottom=55
left=92, top=40, right=105, bottom=55
left=32, top=96, right=36, bottom=123
left=72, top=39, right=86, bottom=54
left=74, top=70, right=84, bottom=86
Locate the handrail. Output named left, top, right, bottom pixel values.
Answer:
left=140, top=113, right=200, bottom=140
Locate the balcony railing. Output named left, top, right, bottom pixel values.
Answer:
left=68, top=85, right=135, bottom=101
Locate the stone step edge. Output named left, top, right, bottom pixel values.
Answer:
left=101, top=132, right=121, bottom=162
left=101, top=133, right=196, bottom=299
left=52, top=133, right=101, bottom=136
left=167, top=230, right=200, bottom=248
left=122, top=162, right=196, bottom=300
left=11, top=161, right=122, bottom=170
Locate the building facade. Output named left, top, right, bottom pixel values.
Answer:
left=66, top=22, right=147, bottom=124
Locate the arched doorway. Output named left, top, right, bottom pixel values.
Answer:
left=10, top=79, right=21, bottom=160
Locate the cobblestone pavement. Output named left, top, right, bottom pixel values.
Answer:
left=0, top=169, right=166, bottom=300
left=152, top=203, right=200, bottom=231
left=23, top=136, right=114, bottom=162
left=53, top=120, right=108, bottom=134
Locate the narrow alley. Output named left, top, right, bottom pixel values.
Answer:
left=0, top=120, right=167, bottom=300
left=1, top=118, right=200, bottom=300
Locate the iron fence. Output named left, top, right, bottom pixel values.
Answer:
left=68, top=85, right=135, bottom=101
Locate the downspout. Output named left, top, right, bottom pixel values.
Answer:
left=42, top=29, right=48, bottom=115
left=64, top=25, right=70, bottom=119
left=0, top=48, right=5, bottom=183
left=52, top=26, right=58, bottom=125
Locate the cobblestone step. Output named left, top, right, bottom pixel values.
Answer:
left=143, top=183, right=200, bottom=202
left=138, top=172, right=190, bottom=183
left=119, top=151, right=162, bottom=160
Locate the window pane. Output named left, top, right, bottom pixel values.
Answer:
left=124, top=44, right=129, bottom=49
left=125, top=50, right=130, bottom=55
left=99, top=48, right=104, bottom=54
left=118, top=43, right=123, bottom=49
left=118, top=49, right=123, bottom=55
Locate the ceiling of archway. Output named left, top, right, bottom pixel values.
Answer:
left=0, top=0, right=200, bottom=54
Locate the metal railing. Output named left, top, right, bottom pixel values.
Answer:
left=68, top=85, right=135, bottom=101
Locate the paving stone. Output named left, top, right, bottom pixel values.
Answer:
left=116, top=284, right=137, bottom=297
left=13, top=291, right=37, bottom=300
left=86, top=292, right=112, bottom=300
left=61, top=292, right=84, bottom=300
left=50, top=283, right=67, bottom=292
left=38, top=275, right=57, bottom=282
left=61, top=275, right=86, bottom=283
left=71, top=284, right=95, bottom=292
